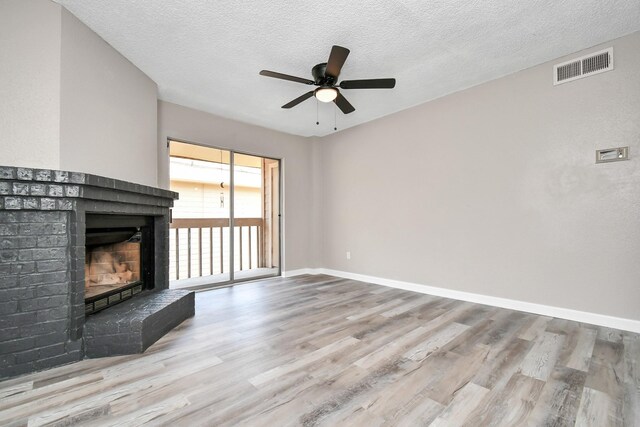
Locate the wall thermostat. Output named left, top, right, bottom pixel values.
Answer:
left=596, top=147, right=629, bottom=163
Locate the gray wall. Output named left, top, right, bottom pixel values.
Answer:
left=59, top=9, right=158, bottom=187
left=157, top=101, right=315, bottom=272
left=0, top=0, right=62, bottom=170
left=318, top=32, right=640, bottom=321
left=3, top=1, right=638, bottom=321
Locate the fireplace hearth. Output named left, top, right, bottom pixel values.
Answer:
left=0, top=166, right=195, bottom=379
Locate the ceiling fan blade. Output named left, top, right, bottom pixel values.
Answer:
left=281, top=91, right=315, bottom=109
left=340, top=78, right=396, bottom=89
left=260, top=70, right=314, bottom=85
left=325, top=45, right=350, bottom=79
left=333, top=92, right=355, bottom=114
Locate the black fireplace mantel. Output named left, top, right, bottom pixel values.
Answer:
left=0, top=165, right=184, bottom=379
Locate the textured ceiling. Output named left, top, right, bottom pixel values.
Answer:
left=54, top=0, right=640, bottom=137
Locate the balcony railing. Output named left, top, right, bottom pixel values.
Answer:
left=169, top=217, right=263, bottom=281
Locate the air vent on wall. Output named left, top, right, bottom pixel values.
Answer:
left=553, top=47, right=613, bottom=85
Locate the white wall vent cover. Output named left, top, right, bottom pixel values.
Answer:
left=553, top=47, right=613, bottom=85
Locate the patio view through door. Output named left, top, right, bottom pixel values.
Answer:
left=168, top=140, right=281, bottom=288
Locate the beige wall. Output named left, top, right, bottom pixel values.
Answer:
left=60, top=9, right=158, bottom=187
left=0, top=0, right=62, bottom=169
left=318, top=32, right=640, bottom=321
left=0, top=1, right=159, bottom=186
left=158, top=101, right=314, bottom=272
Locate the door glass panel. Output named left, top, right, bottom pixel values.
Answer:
left=233, top=153, right=280, bottom=281
left=169, top=141, right=231, bottom=287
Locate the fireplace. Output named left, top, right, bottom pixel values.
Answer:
left=84, top=214, right=154, bottom=315
left=0, top=165, right=194, bottom=379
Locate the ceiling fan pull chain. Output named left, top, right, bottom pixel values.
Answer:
left=316, top=99, right=319, bottom=125
left=334, top=106, right=337, bottom=131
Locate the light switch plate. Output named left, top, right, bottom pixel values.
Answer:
left=596, top=147, right=629, bottom=163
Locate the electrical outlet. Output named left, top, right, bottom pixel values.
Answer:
left=346, top=251, right=351, bottom=260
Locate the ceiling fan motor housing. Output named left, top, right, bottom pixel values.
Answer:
left=312, top=63, right=335, bottom=86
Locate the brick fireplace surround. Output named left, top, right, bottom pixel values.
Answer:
left=0, top=166, right=194, bottom=379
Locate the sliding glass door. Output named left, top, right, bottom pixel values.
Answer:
left=233, top=153, right=280, bottom=281
left=168, top=140, right=280, bottom=289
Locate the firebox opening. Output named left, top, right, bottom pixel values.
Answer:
left=85, top=233, right=141, bottom=298
left=84, top=214, right=154, bottom=315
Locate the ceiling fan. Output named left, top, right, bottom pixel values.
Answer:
left=259, top=45, right=396, bottom=114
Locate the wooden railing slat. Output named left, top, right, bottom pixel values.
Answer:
left=239, top=226, right=243, bottom=271
left=198, top=228, right=203, bottom=277
left=209, top=227, right=213, bottom=276
left=248, top=226, right=252, bottom=269
left=187, top=228, right=192, bottom=279
left=257, top=225, right=261, bottom=268
left=175, top=228, right=180, bottom=279
left=219, top=226, right=223, bottom=274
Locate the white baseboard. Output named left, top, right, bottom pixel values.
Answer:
left=290, top=267, right=640, bottom=333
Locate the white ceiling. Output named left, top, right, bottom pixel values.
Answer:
left=55, top=0, right=640, bottom=137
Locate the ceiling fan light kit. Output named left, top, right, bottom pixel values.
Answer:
left=259, top=45, right=396, bottom=115
left=315, top=87, right=338, bottom=103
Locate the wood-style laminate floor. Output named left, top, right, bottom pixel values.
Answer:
left=1, top=275, right=638, bottom=426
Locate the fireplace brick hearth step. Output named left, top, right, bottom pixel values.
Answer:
left=83, top=289, right=195, bottom=358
